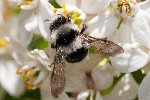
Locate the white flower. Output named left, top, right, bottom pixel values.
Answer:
left=0, top=56, right=25, bottom=97
left=16, top=0, right=54, bottom=40
left=103, top=74, right=139, bottom=100
left=88, top=0, right=150, bottom=73
left=56, top=0, right=112, bottom=14
left=138, top=70, right=150, bottom=100
left=0, top=38, right=25, bottom=97
left=8, top=38, right=51, bottom=90
left=0, top=0, right=25, bottom=97
left=77, top=90, right=103, bottom=100
left=77, top=70, right=139, bottom=100
left=4, top=0, right=141, bottom=99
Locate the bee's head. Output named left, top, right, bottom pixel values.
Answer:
left=48, top=14, right=67, bottom=33
left=52, top=4, right=86, bottom=29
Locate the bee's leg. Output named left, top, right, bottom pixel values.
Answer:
left=80, top=24, right=88, bottom=34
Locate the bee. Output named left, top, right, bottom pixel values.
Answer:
left=46, top=14, right=124, bottom=98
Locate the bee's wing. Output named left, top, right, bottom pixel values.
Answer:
left=80, top=34, right=124, bottom=56
left=50, top=48, right=66, bottom=98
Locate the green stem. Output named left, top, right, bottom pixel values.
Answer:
left=100, top=73, right=125, bottom=96
left=117, top=17, right=124, bottom=29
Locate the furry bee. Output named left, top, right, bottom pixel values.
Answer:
left=46, top=14, right=124, bottom=98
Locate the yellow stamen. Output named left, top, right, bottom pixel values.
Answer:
left=133, top=2, right=137, bottom=5
left=63, top=9, right=68, bottom=14
left=16, top=70, right=22, bottom=74
left=35, top=81, right=43, bottom=88
left=53, top=8, right=57, bottom=13
left=26, top=83, right=33, bottom=90
left=72, top=11, right=80, bottom=17
left=25, top=0, right=31, bottom=5
left=127, top=11, right=131, bottom=16
left=97, top=58, right=109, bottom=67
left=17, top=3, right=22, bottom=8
left=0, top=38, right=8, bottom=49
left=61, top=4, right=66, bottom=8
left=26, top=69, right=35, bottom=77
left=74, top=18, right=82, bottom=28
left=22, top=74, right=28, bottom=81
left=73, top=16, right=78, bottom=21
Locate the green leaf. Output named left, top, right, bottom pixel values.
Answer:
left=101, top=73, right=125, bottom=96
left=49, top=0, right=61, bottom=8
left=22, top=89, right=41, bottom=100
left=134, top=95, right=139, bottom=100
left=3, top=89, right=41, bottom=100
left=132, top=69, right=146, bottom=84
left=28, top=34, right=48, bottom=50
left=14, top=8, right=22, bottom=15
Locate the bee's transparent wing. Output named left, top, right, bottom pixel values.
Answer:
left=50, top=48, right=66, bottom=98
left=80, top=34, right=124, bottom=56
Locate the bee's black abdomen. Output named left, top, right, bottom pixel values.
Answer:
left=56, top=28, right=76, bottom=47
left=50, top=15, right=67, bottom=32
left=65, top=47, right=88, bottom=63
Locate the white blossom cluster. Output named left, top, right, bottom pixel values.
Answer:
left=0, top=0, right=150, bottom=100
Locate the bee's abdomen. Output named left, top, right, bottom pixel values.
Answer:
left=65, top=47, right=88, bottom=63
left=49, top=15, right=67, bottom=32
left=56, top=28, right=76, bottom=47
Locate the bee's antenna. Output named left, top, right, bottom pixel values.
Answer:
left=44, top=19, right=50, bottom=22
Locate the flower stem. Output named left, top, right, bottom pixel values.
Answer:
left=100, top=73, right=125, bottom=96
left=117, top=17, right=124, bottom=29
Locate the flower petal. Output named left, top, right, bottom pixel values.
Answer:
left=39, top=0, right=54, bottom=40
left=0, top=0, right=4, bottom=25
left=56, top=0, right=76, bottom=6
left=132, top=9, right=150, bottom=49
left=18, top=10, right=37, bottom=47
left=81, top=0, right=112, bottom=14
left=92, top=64, right=115, bottom=90
left=138, top=0, right=150, bottom=13
left=0, top=60, right=25, bottom=97
left=103, top=74, right=139, bottom=100
left=138, top=70, right=150, bottom=100
left=65, top=54, right=103, bottom=92
left=65, top=66, right=87, bottom=92
left=20, top=0, right=39, bottom=10
left=77, top=90, right=103, bottom=100
left=25, top=14, right=38, bottom=32
left=77, top=90, right=90, bottom=100
left=108, top=21, right=133, bottom=44
left=110, top=43, right=150, bottom=73
left=87, top=11, right=119, bottom=38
